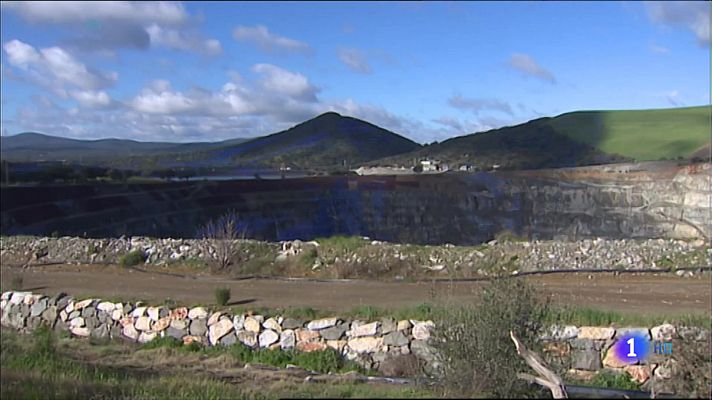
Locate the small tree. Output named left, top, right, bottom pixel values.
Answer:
left=198, top=211, right=245, bottom=273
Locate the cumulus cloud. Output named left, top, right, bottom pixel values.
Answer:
left=3, top=39, right=117, bottom=96
left=252, top=63, right=319, bottom=102
left=2, top=1, right=221, bottom=55
left=508, top=53, right=556, bottom=84
left=233, top=25, right=311, bottom=54
left=646, top=1, right=710, bottom=46
left=69, top=90, right=112, bottom=108
left=448, top=95, right=513, bottom=116
left=338, top=48, right=372, bottom=74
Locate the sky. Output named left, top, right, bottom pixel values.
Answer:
left=0, top=1, right=709, bottom=144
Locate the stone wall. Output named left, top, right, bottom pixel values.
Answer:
left=1, top=162, right=710, bottom=245
left=1, top=289, right=708, bottom=391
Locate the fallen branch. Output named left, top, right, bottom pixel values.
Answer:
left=510, top=330, right=568, bottom=399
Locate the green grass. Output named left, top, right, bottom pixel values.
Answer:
left=572, top=370, right=641, bottom=391
left=547, top=306, right=711, bottom=328
left=214, top=287, right=231, bottom=306
left=543, top=105, right=711, bottom=161
left=315, top=235, right=370, bottom=253
left=119, top=250, right=146, bottom=267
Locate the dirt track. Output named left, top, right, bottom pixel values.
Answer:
left=1, top=264, right=709, bottom=315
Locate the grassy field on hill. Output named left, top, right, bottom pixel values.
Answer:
left=543, top=105, right=710, bottom=161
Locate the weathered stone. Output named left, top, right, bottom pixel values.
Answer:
left=41, top=306, right=57, bottom=324
left=208, top=312, right=222, bottom=326
left=138, top=331, right=157, bottom=343
left=135, top=316, right=152, bottom=331
left=109, top=324, right=122, bottom=339
left=297, top=341, right=328, bottom=352
left=296, top=329, right=320, bottom=342
left=572, top=349, right=601, bottom=371
left=9, top=292, right=29, bottom=305
left=578, top=326, right=615, bottom=340
left=603, top=347, right=632, bottom=368
left=624, top=365, right=651, bottom=384
left=166, top=326, right=186, bottom=340
left=123, top=303, right=133, bottom=315
left=541, top=325, right=579, bottom=340
left=220, top=333, right=237, bottom=347
left=380, top=318, right=396, bottom=334
left=348, top=337, right=384, bottom=353
left=111, top=309, right=123, bottom=321
left=307, top=317, right=339, bottom=331
left=132, top=306, right=147, bottom=317
left=122, top=324, right=139, bottom=341
left=570, top=338, right=605, bottom=351
left=97, top=311, right=109, bottom=324
left=158, top=307, right=169, bottom=318
left=651, top=324, right=676, bottom=341
left=188, top=307, right=208, bottom=320
left=282, top=318, right=303, bottom=329
left=262, top=317, right=282, bottom=332
left=91, top=325, right=109, bottom=339
left=237, top=330, right=258, bottom=347
left=147, top=307, right=161, bottom=321
left=654, top=360, right=675, bottom=380
left=170, top=319, right=188, bottom=330
left=69, top=316, right=85, bottom=328
left=326, top=340, right=347, bottom=352
left=81, top=307, right=96, bottom=318
left=152, top=317, right=171, bottom=332
left=412, top=321, right=435, bottom=341
left=383, top=331, right=409, bottom=347
left=70, top=326, right=91, bottom=337
left=189, top=318, right=208, bottom=336
left=97, top=302, right=115, bottom=313
left=410, top=340, right=438, bottom=365
left=170, top=307, right=188, bottom=320
left=320, top=323, right=348, bottom=340
left=68, top=310, right=81, bottom=320
left=73, top=299, right=93, bottom=311
left=85, top=316, right=97, bottom=330
left=349, top=321, right=379, bottom=338
left=244, top=317, right=261, bottom=333
left=27, top=317, right=42, bottom=330
left=30, top=298, right=48, bottom=317
left=259, top=329, right=279, bottom=347
left=55, top=294, right=71, bottom=311
left=208, top=319, right=234, bottom=345
left=232, top=315, right=245, bottom=330
left=279, top=329, right=296, bottom=349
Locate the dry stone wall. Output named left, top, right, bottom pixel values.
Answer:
left=1, top=289, right=708, bottom=390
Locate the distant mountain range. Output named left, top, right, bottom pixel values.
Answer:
left=1, top=106, right=709, bottom=171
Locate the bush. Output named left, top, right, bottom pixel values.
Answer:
left=432, top=278, right=549, bottom=398
left=198, top=211, right=245, bottom=273
left=119, top=250, right=146, bottom=267
left=214, top=287, right=231, bottom=306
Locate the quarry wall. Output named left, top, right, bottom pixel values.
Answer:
left=1, top=162, right=709, bottom=245
left=1, top=290, right=707, bottom=392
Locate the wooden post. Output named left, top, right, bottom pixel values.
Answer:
left=510, top=330, right=568, bottom=399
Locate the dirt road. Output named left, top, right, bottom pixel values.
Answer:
left=2, top=264, right=709, bottom=315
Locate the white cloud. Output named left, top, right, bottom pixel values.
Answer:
left=339, top=48, right=372, bottom=74
left=233, top=25, right=311, bottom=54
left=664, top=90, right=684, bottom=107
left=131, top=81, right=197, bottom=114
left=448, top=95, right=513, bottom=116
left=508, top=53, right=556, bottom=84
left=1, top=1, right=188, bottom=26
left=3, top=39, right=117, bottom=95
left=650, top=44, right=669, bottom=54
left=646, top=1, right=710, bottom=46
left=70, top=90, right=112, bottom=107
left=252, top=63, right=319, bottom=101
left=146, top=24, right=222, bottom=55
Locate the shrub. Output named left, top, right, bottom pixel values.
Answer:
left=432, top=278, right=549, bottom=398
left=666, top=337, right=712, bottom=398
left=198, top=211, right=245, bottom=273
left=214, top=287, right=231, bottom=306
left=119, top=250, right=146, bottom=267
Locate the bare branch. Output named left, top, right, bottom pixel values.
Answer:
left=510, top=330, right=568, bottom=399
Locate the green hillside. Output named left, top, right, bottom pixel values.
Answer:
left=542, top=105, right=710, bottom=161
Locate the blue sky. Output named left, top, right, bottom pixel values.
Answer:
left=1, top=1, right=709, bottom=143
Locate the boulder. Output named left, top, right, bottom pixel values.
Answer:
left=138, top=331, right=157, bottom=343
left=69, top=317, right=85, bottom=328
left=319, top=323, right=348, bottom=340
left=188, top=307, right=208, bottom=320
left=166, top=326, right=186, bottom=340
left=282, top=318, right=303, bottom=330
left=237, top=331, right=258, bottom=347
left=111, top=309, right=124, bottom=321
left=380, top=318, right=396, bottom=334
left=651, top=324, right=676, bottom=341
left=189, top=318, right=208, bottom=336
left=306, top=317, right=338, bottom=331
left=135, top=316, right=152, bottom=331
left=147, top=307, right=161, bottom=321
left=30, top=298, right=48, bottom=317
left=578, top=326, right=615, bottom=340
left=296, top=341, right=328, bottom=352
left=220, top=333, right=237, bottom=347
left=624, top=365, right=651, bottom=384
left=233, top=315, right=245, bottom=330
left=262, top=318, right=282, bottom=332
left=96, top=302, right=115, bottom=313
left=244, top=317, right=261, bottom=333
left=541, top=325, right=579, bottom=341
left=73, top=299, right=93, bottom=311
left=170, top=319, right=188, bottom=330
left=326, top=340, right=347, bottom=352
left=208, top=319, right=234, bottom=345
left=383, top=331, right=409, bottom=347
left=572, top=349, right=601, bottom=371
left=349, top=321, right=379, bottom=338
left=279, top=329, right=296, bottom=349
left=347, top=337, right=384, bottom=353
left=170, top=307, right=188, bottom=320
left=70, top=326, right=91, bottom=337
left=81, top=307, right=96, bottom=318
left=208, top=312, right=222, bottom=326
left=259, top=329, right=279, bottom=347
left=296, top=329, right=320, bottom=342
left=152, top=317, right=171, bottom=332
left=412, top=321, right=435, bottom=341
left=131, top=306, right=147, bottom=318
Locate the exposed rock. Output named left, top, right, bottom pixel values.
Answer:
left=91, top=325, right=109, bottom=339
left=111, top=309, right=124, bottom=321
left=97, top=302, right=115, bottom=313
left=70, top=326, right=91, bottom=337
left=349, top=321, right=379, bottom=338
left=189, top=318, right=208, bottom=336
left=69, top=317, right=85, bottom=328
left=73, top=299, right=93, bottom=311
left=307, top=317, right=338, bottom=331
left=182, top=335, right=204, bottom=346
left=296, top=329, right=320, bottom=342
left=170, top=307, right=188, bottom=320
left=122, top=324, right=139, bottom=341
left=380, top=318, right=396, bottom=334
left=396, top=320, right=412, bottom=331
left=326, top=340, right=347, bottom=352
left=412, top=321, right=435, bottom=341
left=263, top=318, right=282, bottom=332
left=81, top=307, right=95, bottom=318
left=138, top=331, right=157, bottom=343
left=624, top=365, right=651, bottom=384
left=166, top=326, right=186, bottom=340
left=208, top=319, right=234, bottom=345
left=279, top=329, right=296, bottom=349
left=603, top=347, right=631, bottom=368
left=543, top=341, right=571, bottom=357
left=320, top=323, right=348, bottom=340
left=541, top=325, right=579, bottom=341
left=170, top=319, right=188, bottom=330
left=208, top=312, right=222, bottom=326
left=244, top=317, right=261, bottom=333
left=384, top=331, right=410, bottom=347
left=147, top=307, right=161, bottom=321
left=578, top=326, right=615, bottom=340
left=132, top=306, right=147, bottom=318
left=237, top=331, right=258, bottom=347
left=348, top=337, right=384, bottom=353
left=30, top=298, right=48, bottom=317
left=259, top=329, right=279, bottom=347
left=282, top=318, right=304, bottom=330
left=572, top=349, right=601, bottom=371
left=296, top=341, right=328, bottom=352
left=188, top=307, right=208, bottom=320
left=233, top=315, right=245, bottom=330
left=152, top=317, right=171, bottom=332
left=135, top=316, right=152, bottom=331
left=220, top=333, right=237, bottom=347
